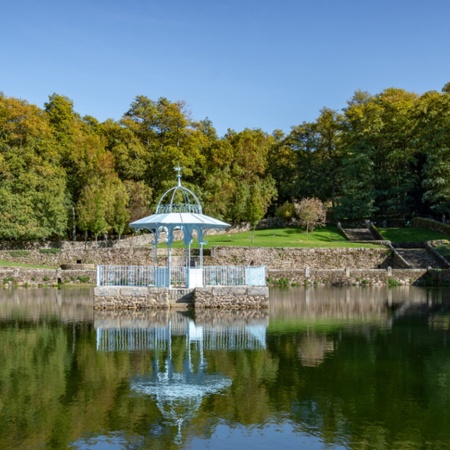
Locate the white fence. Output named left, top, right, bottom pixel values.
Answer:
left=97, top=265, right=266, bottom=288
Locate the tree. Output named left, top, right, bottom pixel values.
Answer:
left=275, top=201, right=296, bottom=224
left=342, top=88, right=418, bottom=218
left=224, top=128, right=277, bottom=224
left=105, top=178, right=130, bottom=239
left=413, top=90, right=450, bottom=216
left=76, top=181, right=110, bottom=241
left=334, top=148, right=376, bottom=220
left=121, top=96, right=204, bottom=195
left=0, top=94, right=68, bottom=239
left=294, top=198, right=326, bottom=239
left=246, top=180, right=277, bottom=242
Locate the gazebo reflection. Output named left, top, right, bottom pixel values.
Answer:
left=95, top=310, right=267, bottom=443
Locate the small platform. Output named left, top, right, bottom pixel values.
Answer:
left=93, top=285, right=269, bottom=309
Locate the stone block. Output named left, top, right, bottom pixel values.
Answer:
left=94, top=286, right=121, bottom=297
left=120, top=287, right=149, bottom=297
left=247, top=287, right=269, bottom=297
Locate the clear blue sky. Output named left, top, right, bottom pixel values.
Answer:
left=2, top=0, right=449, bottom=136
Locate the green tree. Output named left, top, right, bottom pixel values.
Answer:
left=76, top=181, right=110, bottom=241
left=343, top=88, right=418, bottom=218
left=106, top=178, right=130, bottom=239
left=294, top=197, right=326, bottom=239
left=246, top=179, right=277, bottom=241
left=412, top=87, right=450, bottom=217
left=0, top=94, right=68, bottom=239
left=335, top=149, right=375, bottom=220
left=224, top=128, right=277, bottom=224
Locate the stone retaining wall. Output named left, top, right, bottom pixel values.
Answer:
left=0, top=266, right=437, bottom=288
left=1, top=245, right=393, bottom=273
left=93, top=286, right=269, bottom=309
left=209, top=247, right=391, bottom=269
left=268, top=268, right=429, bottom=286
left=0, top=268, right=96, bottom=287
left=93, top=287, right=172, bottom=309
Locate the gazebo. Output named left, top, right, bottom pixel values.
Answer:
left=95, top=165, right=268, bottom=299
left=129, top=165, right=230, bottom=288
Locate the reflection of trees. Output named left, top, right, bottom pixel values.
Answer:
left=0, top=287, right=93, bottom=323
left=296, top=332, right=334, bottom=367
left=266, top=307, right=450, bottom=448
left=1, top=287, right=450, bottom=449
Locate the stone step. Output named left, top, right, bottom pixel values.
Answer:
left=395, top=248, right=443, bottom=269
left=344, top=228, right=375, bottom=241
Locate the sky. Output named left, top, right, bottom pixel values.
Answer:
left=2, top=0, right=450, bottom=136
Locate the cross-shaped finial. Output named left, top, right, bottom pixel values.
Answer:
left=174, top=163, right=182, bottom=186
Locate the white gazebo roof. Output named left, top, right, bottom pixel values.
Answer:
left=129, top=165, right=230, bottom=241
left=130, top=212, right=229, bottom=230
left=129, top=165, right=230, bottom=271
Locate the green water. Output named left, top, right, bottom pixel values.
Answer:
left=0, top=286, right=449, bottom=449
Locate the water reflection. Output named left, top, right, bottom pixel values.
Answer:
left=0, top=287, right=93, bottom=323
left=95, top=309, right=267, bottom=444
left=0, top=286, right=450, bottom=449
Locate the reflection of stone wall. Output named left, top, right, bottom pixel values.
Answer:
left=194, top=308, right=268, bottom=325
left=193, top=287, right=269, bottom=309
left=0, top=287, right=93, bottom=322
left=94, top=308, right=172, bottom=327
left=269, top=285, right=434, bottom=323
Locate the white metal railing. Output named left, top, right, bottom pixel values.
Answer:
left=97, top=265, right=266, bottom=287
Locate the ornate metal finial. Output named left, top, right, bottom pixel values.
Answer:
left=174, top=164, right=182, bottom=186
left=155, top=163, right=202, bottom=214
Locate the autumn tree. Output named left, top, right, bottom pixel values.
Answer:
left=0, top=94, right=68, bottom=239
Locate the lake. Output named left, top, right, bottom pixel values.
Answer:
left=0, top=286, right=449, bottom=449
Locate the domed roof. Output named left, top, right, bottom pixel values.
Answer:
left=155, top=165, right=202, bottom=214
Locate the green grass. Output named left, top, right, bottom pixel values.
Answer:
left=378, top=227, right=450, bottom=243
left=172, top=226, right=381, bottom=248
left=431, top=240, right=450, bottom=260
left=0, top=260, right=57, bottom=269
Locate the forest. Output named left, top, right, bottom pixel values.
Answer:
left=1, top=84, right=450, bottom=241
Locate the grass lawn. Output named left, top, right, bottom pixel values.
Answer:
left=172, top=226, right=380, bottom=248
left=0, top=260, right=56, bottom=270
left=430, top=240, right=450, bottom=260
left=378, top=227, right=450, bottom=243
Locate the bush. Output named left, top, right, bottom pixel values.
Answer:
left=77, top=276, right=90, bottom=283
left=411, top=218, right=450, bottom=237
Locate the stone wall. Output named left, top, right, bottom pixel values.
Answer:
left=1, top=243, right=392, bottom=272
left=0, top=268, right=96, bottom=287
left=93, top=286, right=269, bottom=309
left=209, top=247, right=391, bottom=269
left=267, top=268, right=429, bottom=286
left=93, top=286, right=173, bottom=309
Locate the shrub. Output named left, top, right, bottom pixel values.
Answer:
left=388, top=278, right=401, bottom=287
left=77, top=276, right=90, bottom=283
left=411, top=218, right=450, bottom=237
